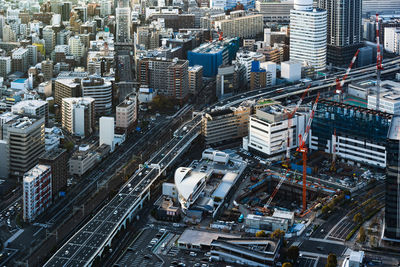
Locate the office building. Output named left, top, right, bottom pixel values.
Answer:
left=0, top=56, right=11, bottom=77
left=11, top=100, right=49, bottom=126
left=68, top=36, right=86, bottom=61
left=317, top=0, right=362, bottom=66
left=41, top=59, right=53, bottom=81
left=281, top=61, right=301, bottom=82
left=236, top=50, right=265, bottom=82
left=290, top=0, right=326, bottom=71
left=12, top=47, right=29, bottom=73
left=362, top=0, right=400, bottom=15
left=244, top=104, right=307, bottom=157
left=188, top=38, right=240, bottom=77
left=81, top=77, right=113, bottom=115
left=188, top=65, right=203, bottom=95
left=138, top=57, right=189, bottom=99
left=43, top=26, right=55, bottom=56
left=385, top=116, right=400, bottom=242
left=3, top=116, right=45, bottom=178
left=216, top=63, right=246, bottom=99
left=311, top=99, right=391, bottom=168
left=116, top=94, right=137, bottom=131
left=54, top=78, right=81, bottom=106
left=201, top=105, right=251, bottom=145
left=99, top=117, right=115, bottom=151
left=61, top=2, right=72, bottom=21
left=23, top=164, right=52, bottom=222
left=27, top=45, right=38, bottom=66
left=61, top=97, right=95, bottom=137
left=38, top=148, right=68, bottom=198
left=384, top=27, right=400, bottom=55
left=214, top=12, right=263, bottom=39
left=116, top=7, right=131, bottom=43
left=260, top=61, right=277, bottom=85
left=255, top=0, right=293, bottom=23
left=69, top=147, right=98, bottom=176
left=136, top=26, right=161, bottom=50
left=250, top=61, right=273, bottom=90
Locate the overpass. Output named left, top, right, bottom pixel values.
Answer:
left=44, top=56, right=400, bottom=266
left=44, top=117, right=201, bottom=267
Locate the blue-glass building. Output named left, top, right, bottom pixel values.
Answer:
left=187, top=38, right=240, bottom=77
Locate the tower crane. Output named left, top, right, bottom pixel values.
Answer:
left=297, top=92, right=320, bottom=213
left=265, top=169, right=290, bottom=208
left=375, top=13, right=384, bottom=111
left=285, top=84, right=312, bottom=163
left=335, top=49, right=360, bottom=102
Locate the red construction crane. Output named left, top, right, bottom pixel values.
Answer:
left=285, top=84, right=312, bottom=163
left=335, top=49, right=360, bottom=102
left=265, top=169, right=290, bottom=208
left=375, top=13, right=384, bottom=111
left=297, top=92, right=320, bottom=213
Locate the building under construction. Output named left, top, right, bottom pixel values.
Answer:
left=310, top=99, right=392, bottom=168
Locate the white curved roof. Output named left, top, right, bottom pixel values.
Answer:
left=174, top=167, right=206, bottom=201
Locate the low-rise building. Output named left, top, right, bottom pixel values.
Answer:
left=116, top=93, right=137, bottom=131
left=39, top=148, right=68, bottom=198
left=201, top=105, right=251, bottom=146
left=69, top=148, right=98, bottom=176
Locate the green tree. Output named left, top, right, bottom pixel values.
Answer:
left=326, top=253, right=337, bottom=267
left=271, top=229, right=285, bottom=240
left=358, top=227, right=366, bottom=243
left=353, top=213, right=363, bottom=224
left=282, top=263, right=293, bottom=267
left=321, top=205, right=329, bottom=214
left=287, top=245, right=299, bottom=263
left=255, top=230, right=267, bottom=237
left=63, top=141, right=74, bottom=151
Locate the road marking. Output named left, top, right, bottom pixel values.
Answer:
left=308, top=237, right=345, bottom=245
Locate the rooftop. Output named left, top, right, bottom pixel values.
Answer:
left=178, top=229, right=240, bottom=247
left=174, top=167, right=207, bottom=200
left=23, top=164, right=50, bottom=183
left=388, top=116, right=400, bottom=140
left=12, top=79, right=26, bottom=84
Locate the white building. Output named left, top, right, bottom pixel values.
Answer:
left=290, top=0, right=327, bottom=71
left=23, top=164, right=52, bottom=222
left=81, top=77, right=113, bottom=115
left=68, top=36, right=86, bottom=60
left=281, top=61, right=301, bottom=82
left=260, top=61, right=277, bottom=85
left=61, top=97, right=95, bottom=137
left=244, top=104, right=308, bottom=157
left=11, top=100, right=49, bottom=125
left=384, top=27, right=400, bottom=55
left=236, top=50, right=265, bottom=82
left=99, top=116, right=115, bottom=152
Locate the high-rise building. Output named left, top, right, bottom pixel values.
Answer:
left=41, top=59, right=54, bottom=81
left=81, top=77, right=113, bottom=115
left=62, top=97, right=95, bottom=137
left=3, top=116, right=45, bottom=178
left=100, top=0, right=112, bottom=16
left=385, top=116, right=400, bottom=242
left=214, top=12, right=263, bottom=39
left=384, top=27, right=400, bottom=55
left=116, top=7, right=131, bottom=43
left=68, top=36, right=86, bottom=61
left=188, top=65, right=203, bottom=95
left=61, top=2, right=72, bottom=21
left=43, top=26, right=55, bottom=56
left=138, top=57, right=189, bottom=99
left=255, top=0, right=293, bottom=24
left=362, top=0, right=400, bottom=15
left=99, top=117, right=115, bottom=151
left=216, top=63, right=246, bottom=100
left=23, top=164, right=52, bottom=222
left=38, top=148, right=68, bottom=199
left=317, top=0, right=362, bottom=66
left=11, top=100, right=49, bottom=126
left=249, top=61, right=272, bottom=90
left=27, top=45, right=38, bottom=66
left=290, top=0, right=327, bottom=71
left=12, top=47, right=29, bottom=73
left=54, top=79, right=81, bottom=106
left=0, top=56, right=11, bottom=78
left=116, top=93, right=137, bottom=131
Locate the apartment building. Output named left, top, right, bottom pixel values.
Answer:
left=81, top=77, right=113, bottom=115
left=61, top=97, right=95, bottom=137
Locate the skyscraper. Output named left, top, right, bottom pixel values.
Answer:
left=116, top=7, right=131, bottom=43
left=290, top=0, right=327, bottom=71
left=317, top=0, right=362, bottom=66
left=385, top=116, right=400, bottom=242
